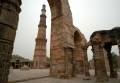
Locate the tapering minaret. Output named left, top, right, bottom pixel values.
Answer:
left=33, top=5, right=48, bottom=69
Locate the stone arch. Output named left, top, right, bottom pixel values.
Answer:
left=47, top=0, right=62, bottom=20
left=73, top=31, right=84, bottom=74
left=47, top=0, right=74, bottom=78
left=47, top=0, right=73, bottom=22
left=74, top=31, right=81, bottom=44
left=47, top=0, right=87, bottom=78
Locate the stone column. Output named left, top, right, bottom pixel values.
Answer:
left=119, top=45, right=120, bottom=56
left=64, top=48, right=73, bottom=78
left=105, top=45, right=118, bottom=78
left=73, top=47, right=84, bottom=74
left=0, top=0, right=21, bottom=82
left=83, top=47, right=90, bottom=78
left=48, top=0, right=74, bottom=78
left=92, top=45, right=108, bottom=83
left=118, top=41, right=120, bottom=56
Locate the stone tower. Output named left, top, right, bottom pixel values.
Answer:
left=33, top=5, right=48, bottom=69
left=0, top=0, right=21, bottom=82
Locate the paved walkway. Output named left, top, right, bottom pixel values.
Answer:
left=8, top=69, right=120, bottom=83
left=8, top=69, right=49, bottom=82
left=18, top=77, right=120, bottom=83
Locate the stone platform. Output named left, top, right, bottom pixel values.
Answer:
left=8, top=69, right=120, bottom=83
left=8, top=69, right=49, bottom=82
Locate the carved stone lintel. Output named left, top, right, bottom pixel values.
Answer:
left=0, top=41, right=13, bottom=83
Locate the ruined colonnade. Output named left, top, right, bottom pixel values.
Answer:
left=89, top=27, right=120, bottom=82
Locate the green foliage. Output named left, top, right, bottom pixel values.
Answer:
left=12, top=54, right=25, bottom=60
left=111, top=52, right=118, bottom=68
left=11, top=54, right=32, bottom=62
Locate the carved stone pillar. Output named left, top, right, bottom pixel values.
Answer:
left=104, top=45, right=118, bottom=78
left=118, top=41, right=120, bottom=56
left=73, top=47, right=84, bottom=74
left=92, top=45, right=108, bottom=83
left=64, top=48, right=73, bottom=78
left=48, top=0, right=74, bottom=78
left=48, top=0, right=86, bottom=78
left=0, top=0, right=21, bottom=82
left=83, top=47, right=90, bottom=77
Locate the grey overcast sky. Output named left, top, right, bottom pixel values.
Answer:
left=13, top=0, right=120, bottom=60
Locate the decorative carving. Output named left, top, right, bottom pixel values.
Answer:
left=0, top=0, right=21, bottom=82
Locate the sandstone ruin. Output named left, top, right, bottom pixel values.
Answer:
left=89, top=27, right=120, bottom=82
left=0, top=0, right=21, bottom=82
left=47, top=0, right=88, bottom=78
left=0, top=0, right=120, bottom=83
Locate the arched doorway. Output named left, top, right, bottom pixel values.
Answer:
left=73, top=31, right=84, bottom=74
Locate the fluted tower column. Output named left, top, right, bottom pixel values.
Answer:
left=33, top=5, right=47, bottom=69
left=0, top=0, right=21, bottom=82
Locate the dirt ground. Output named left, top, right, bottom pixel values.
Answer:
left=8, top=69, right=120, bottom=83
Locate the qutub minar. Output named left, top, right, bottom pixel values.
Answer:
left=33, top=5, right=48, bottom=69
